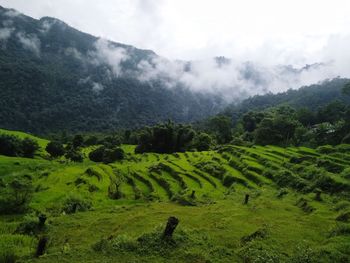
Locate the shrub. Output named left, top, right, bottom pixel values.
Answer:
left=334, top=201, right=350, bottom=211
left=329, top=224, right=350, bottom=237
left=335, top=144, right=350, bottom=153
left=0, top=134, right=21, bottom=156
left=21, top=138, right=39, bottom=158
left=0, top=179, right=33, bottom=214
left=192, top=133, right=213, bottom=151
left=65, top=150, right=83, bottom=162
left=15, top=214, right=46, bottom=235
left=273, top=169, right=308, bottom=191
left=317, top=145, right=335, bottom=154
left=103, top=147, right=125, bottom=164
left=311, top=174, right=349, bottom=194
left=223, top=174, right=236, bottom=187
left=89, top=146, right=124, bottom=163
left=316, top=159, right=344, bottom=173
left=88, top=146, right=105, bottom=162
left=62, top=195, right=92, bottom=214
left=336, top=211, right=350, bottom=222
left=85, top=135, right=99, bottom=146
left=45, top=141, right=65, bottom=158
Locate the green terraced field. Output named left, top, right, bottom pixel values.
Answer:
left=1, top=130, right=350, bottom=262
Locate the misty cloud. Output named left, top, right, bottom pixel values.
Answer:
left=0, top=27, right=13, bottom=40
left=89, top=38, right=129, bottom=76
left=4, top=9, right=20, bottom=18
left=65, top=47, right=83, bottom=60
left=16, top=32, right=41, bottom=56
left=91, top=82, right=104, bottom=93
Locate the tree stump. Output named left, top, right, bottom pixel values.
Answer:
left=36, top=236, right=48, bottom=257
left=162, top=216, right=179, bottom=239
left=244, top=194, right=250, bottom=204
left=314, top=189, right=322, bottom=201
left=190, top=190, right=196, bottom=199
left=38, top=214, right=47, bottom=228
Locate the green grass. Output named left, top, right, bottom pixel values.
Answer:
left=0, top=130, right=349, bottom=262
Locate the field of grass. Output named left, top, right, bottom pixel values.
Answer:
left=0, top=130, right=350, bottom=262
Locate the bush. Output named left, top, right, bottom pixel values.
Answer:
left=0, top=134, right=22, bottom=156
left=0, top=179, right=33, bottom=214
left=103, top=147, right=124, bottom=163
left=329, top=224, right=350, bottom=237
left=317, top=145, right=335, bottom=154
left=316, top=159, right=344, bottom=173
left=88, top=146, right=105, bottom=162
left=274, top=169, right=308, bottom=191
left=89, top=146, right=125, bottom=163
left=335, top=144, right=350, bottom=153
left=334, top=201, right=350, bottom=211
left=65, top=150, right=83, bottom=162
left=21, top=138, right=39, bottom=158
left=192, top=133, right=213, bottom=151
left=62, top=195, right=92, bottom=214
left=85, top=135, right=99, bottom=146
left=223, top=174, right=236, bottom=187
left=0, top=134, right=39, bottom=158
left=46, top=141, right=65, bottom=158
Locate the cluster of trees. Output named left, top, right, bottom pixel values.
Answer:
left=45, top=134, right=125, bottom=163
left=89, top=146, right=124, bottom=163
left=232, top=100, right=350, bottom=146
left=0, top=134, right=39, bottom=158
left=45, top=134, right=85, bottom=162
left=129, top=121, right=213, bottom=154
left=192, top=81, right=350, bottom=147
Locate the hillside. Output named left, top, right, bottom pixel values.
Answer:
left=0, top=130, right=349, bottom=262
left=0, top=6, right=224, bottom=134
left=223, top=78, right=350, bottom=123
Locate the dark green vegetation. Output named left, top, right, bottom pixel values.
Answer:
left=194, top=80, right=350, bottom=147
left=1, top=129, right=350, bottom=262
left=0, top=6, right=223, bottom=134
left=1, top=6, right=350, bottom=137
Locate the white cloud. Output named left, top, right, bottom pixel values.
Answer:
left=89, top=38, right=129, bottom=76
left=91, top=82, right=104, bottom=93
left=4, top=9, right=20, bottom=17
left=16, top=32, right=41, bottom=56
left=1, top=0, right=350, bottom=100
left=0, top=27, right=13, bottom=40
left=64, top=47, right=83, bottom=60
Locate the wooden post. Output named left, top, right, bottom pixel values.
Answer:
left=36, top=236, right=48, bottom=257
left=190, top=190, right=195, bottom=199
left=244, top=194, right=249, bottom=204
left=38, top=214, right=47, bottom=228
left=162, top=216, right=179, bottom=239
left=314, top=189, right=322, bottom=201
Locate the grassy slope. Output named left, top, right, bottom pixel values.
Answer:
left=0, top=130, right=350, bottom=262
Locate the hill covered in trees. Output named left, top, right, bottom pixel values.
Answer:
left=0, top=6, right=224, bottom=134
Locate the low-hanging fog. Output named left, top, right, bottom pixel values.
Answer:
left=1, top=0, right=350, bottom=101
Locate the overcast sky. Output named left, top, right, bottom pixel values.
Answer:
left=0, top=0, right=349, bottom=66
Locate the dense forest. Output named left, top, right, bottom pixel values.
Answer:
left=0, top=6, right=224, bottom=134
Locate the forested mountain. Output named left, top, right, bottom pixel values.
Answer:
left=0, top=6, right=224, bottom=134
left=223, top=78, right=350, bottom=124
left=0, top=6, right=348, bottom=136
